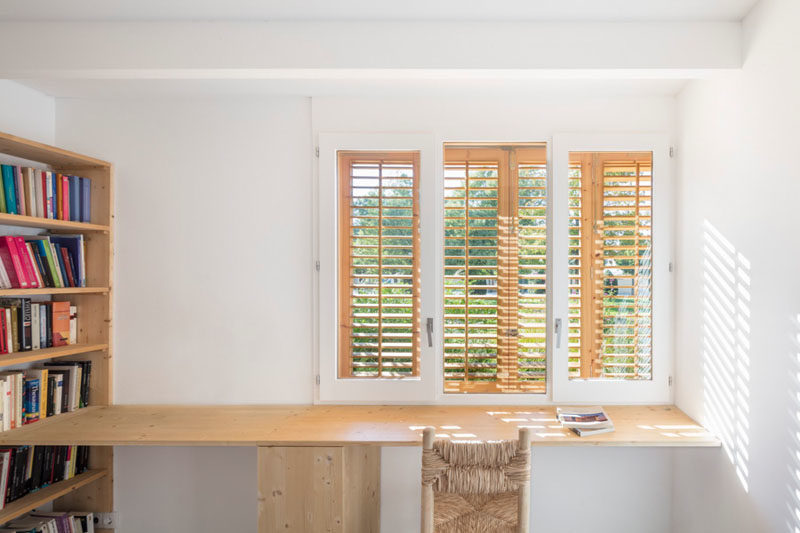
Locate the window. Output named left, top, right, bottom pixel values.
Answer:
left=318, top=133, right=670, bottom=403
left=443, top=145, right=547, bottom=394
left=568, top=152, right=653, bottom=380
left=338, top=151, right=421, bottom=379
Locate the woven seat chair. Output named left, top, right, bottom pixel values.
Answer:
left=421, top=427, right=531, bottom=533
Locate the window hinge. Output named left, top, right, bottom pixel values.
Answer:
left=668, top=376, right=673, bottom=387
left=315, top=260, right=320, bottom=272
left=315, top=147, right=320, bottom=158
left=669, top=146, right=675, bottom=158
left=315, top=375, right=321, bottom=385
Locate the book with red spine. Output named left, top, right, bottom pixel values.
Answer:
left=41, top=171, right=49, bottom=219
left=60, top=247, right=76, bottom=287
left=14, top=237, right=38, bottom=288
left=0, top=237, right=27, bottom=288
left=60, top=174, right=70, bottom=221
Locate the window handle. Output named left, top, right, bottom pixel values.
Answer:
left=555, top=318, right=563, bottom=349
left=426, top=318, right=434, bottom=348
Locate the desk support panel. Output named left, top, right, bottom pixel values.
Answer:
left=258, top=446, right=380, bottom=533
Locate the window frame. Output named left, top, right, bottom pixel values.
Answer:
left=551, top=133, right=673, bottom=404
left=317, top=133, right=437, bottom=403
left=316, top=132, right=672, bottom=405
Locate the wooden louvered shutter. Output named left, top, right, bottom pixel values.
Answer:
left=338, top=151, right=421, bottom=378
left=443, top=148, right=508, bottom=393
left=570, top=151, right=653, bottom=379
left=443, top=145, right=547, bottom=394
left=513, top=147, right=548, bottom=392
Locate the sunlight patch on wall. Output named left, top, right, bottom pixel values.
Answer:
left=701, top=220, right=751, bottom=492
left=785, top=314, right=800, bottom=532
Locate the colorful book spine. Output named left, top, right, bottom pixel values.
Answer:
left=0, top=237, right=26, bottom=288
left=0, top=165, right=16, bottom=215
left=14, top=167, right=24, bottom=216
left=81, top=177, right=91, bottom=222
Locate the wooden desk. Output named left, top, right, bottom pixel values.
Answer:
left=0, top=404, right=718, bottom=447
left=0, top=405, right=718, bottom=532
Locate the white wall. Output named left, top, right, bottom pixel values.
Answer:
left=47, top=92, right=680, bottom=532
left=673, top=0, right=800, bottom=531
left=314, top=94, right=677, bottom=533
left=0, top=80, right=54, bottom=144
left=55, top=97, right=312, bottom=532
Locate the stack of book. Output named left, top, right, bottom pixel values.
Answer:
left=0, top=361, right=91, bottom=431
left=0, top=165, right=91, bottom=223
left=0, top=235, right=86, bottom=289
left=0, top=511, right=94, bottom=533
left=0, top=299, right=77, bottom=355
left=0, top=445, right=90, bottom=510
left=557, top=406, right=615, bottom=437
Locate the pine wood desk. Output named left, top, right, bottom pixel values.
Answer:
left=0, top=404, right=719, bottom=532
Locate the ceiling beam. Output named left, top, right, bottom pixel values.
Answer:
left=0, top=21, right=741, bottom=79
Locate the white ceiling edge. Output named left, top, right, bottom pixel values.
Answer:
left=14, top=78, right=690, bottom=99
left=0, top=0, right=761, bottom=22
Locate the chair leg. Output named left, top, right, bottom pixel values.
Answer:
left=517, top=428, right=532, bottom=533
left=421, top=427, right=435, bottom=533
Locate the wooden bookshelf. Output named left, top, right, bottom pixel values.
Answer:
left=0, top=343, right=108, bottom=367
left=0, top=131, right=113, bottom=528
left=0, top=212, right=109, bottom=233
left=0, top=469, right=107, bottom=524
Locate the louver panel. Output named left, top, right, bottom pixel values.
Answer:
left=444, top=145, right=547, bottom=394
left=338, top=152, right=421, bottom=378
left=443, top=149, right=506, bottom=393
left=569, top=152, right=653, bottom=380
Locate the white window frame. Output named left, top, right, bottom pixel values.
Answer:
left=551, top=133, right=673, bottom=404
left=317, top=132, right=437, bottom=403
left=316, top=132, right=672, bottom=405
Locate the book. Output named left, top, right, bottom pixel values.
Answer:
left=22, top=378, right=39, bottom=425
left=0, top=299, right=76, bottom=354
left=23, top=369, right=47, bottom=421
left=14, top=237, right=38, bottom=289
left=14, top=167, right=25, bottom=217
left=1, top=165, right=17, bottom=215
left=557, top=406, right=615, bottom=437
left=0, top=237, right=27, bottom=288
left=50, top=301, right=70, bottom=347
left=0, top=446, right=90, bottom=505
left=80, top=177, right=91, bottom=223
left=0, top=164, right=91, bottom=222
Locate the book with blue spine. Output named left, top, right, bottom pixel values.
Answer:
left=80, top=177, right=91, bottom=222
left=69, top=175, right=80, bottom=222
left=22, top=378, right=39, bottom=425
left=49, top=235, right=85, bottom=287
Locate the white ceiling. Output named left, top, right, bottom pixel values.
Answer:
left=0, top=0, right=759, bottom=22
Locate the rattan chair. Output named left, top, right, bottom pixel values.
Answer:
left=421, top=427, right=531, bottom=533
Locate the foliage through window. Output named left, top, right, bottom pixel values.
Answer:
left=337, top=151, right=420, bottom=378
left=568, top=152, right=653, bottom=380
left=443, top=145, right=547, bottom=393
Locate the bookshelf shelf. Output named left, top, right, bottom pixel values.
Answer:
left=0, top=343, right=108, bottom=368
left=0, top=287, right=109, bottom=296
left=0, top=212, right=110, bottom=233
left=0, top=469, right=107, bottom=524
left=0, top=130, right=113, bottom=528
